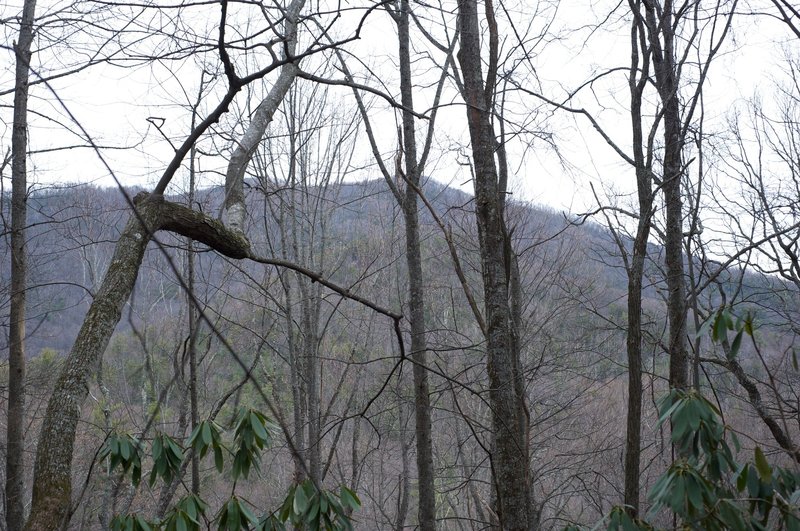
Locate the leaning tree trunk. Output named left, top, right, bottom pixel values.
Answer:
left=221, top=0, right=302, bottom=233
left=25, top=0, right=308, bottom=524
left=6, top=0, right=37, bottom=529
left=25, top=195, right=250, bottom=530
left=457, top=0, right=533, bottom=528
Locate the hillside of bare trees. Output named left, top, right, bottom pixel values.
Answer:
left=2, top=0, right=800, bottom=529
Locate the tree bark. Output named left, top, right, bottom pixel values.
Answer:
left=25, top=194, right=251, bottom=530
left=6, top=0, right=37, bottom=528
left=221, top=0, right=304, bottom=232
left=397, top=0, right=436, bottom=527
left=644, top=0, right=689, bottom=390
left=623, top=3, right=653, bottom=514
left=187, top=142, right=201, bottom=496
left=457, top=0, right=533, bottom=528
left=299, top=274, right=321, bottom=481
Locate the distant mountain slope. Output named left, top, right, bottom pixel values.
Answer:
left=6, top=177, right=774, bottom=359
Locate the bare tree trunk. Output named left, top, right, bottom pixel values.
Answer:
left=221, top=0, right=303, bottom=232
left=6, top=0, right=37, bottom=528
left=270, top=189, right=308, bottom=483
left=299, top=277, right=321, bottom=481
left=283, top=273, right=308, bottom=482
left=397, top=0, right=436, bottom=527
left=394, top=418, right=412, bottom=531
left=456, top=0, right=532, bottom=528
left=644, top=0, right=688, bottom=390
left=187, top=121, right=201, bottom=497
left=623, top=4, right=653, bottom=514
left=186, top=237, right=201, bottom=495
left=624, top=239, right=647, bottom=515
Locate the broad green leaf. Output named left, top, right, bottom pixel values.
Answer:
left=132, top=461, right=142, bottom=487
left=202, top=422, right=212, bottom=445
left=723, top=310, right=735, bottom=330
left=669, top=474, right=685, bottom=514
left=294, top=484, right=308, bottom=515
left=748, top=465, right=761, bottom=497
left=307, top=499, right=320, bottom=521
left=731, top=430, right=741, bottom=452
left=657, top=397, right=683, bottom=428
left=754, top=447, right=772, bottom=481
left=744, top=314, right=755, bottom=336
left=153, top=436, right=163, bottom=461
left=340, top=487, right=361, bottom=510
left=214, top=446, right=224, bottom=473
left=648, top=470, right=674, bottom=507
left=239, top=501, right=258, bottom=525
left=168, top=437, right=184, bottom=459
left=251, top=412, right=269, bottom=442
left=609, top=509, right=620, bottom=528
left=320, top=492, right=328, bottom=515
left=729, top=329, right=744, bottom=360
left=218, top=498, right=242, bottom=531
left=735, top=462, right=748, bottom=492
left=280, top=487, right=295, bottom=521
left=712, top=310, right=728, bottom=342
left=719, top=499, right=747, bottom=531
left=121, top=439, right=131, bottom=460
left=686, top=476, right=703, bottom=511
left=671, top=407, right=690, bottom=444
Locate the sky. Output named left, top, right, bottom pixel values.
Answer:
left=0, top=0, right=797, bottom=216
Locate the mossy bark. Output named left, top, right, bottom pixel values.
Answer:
left=25, top=193, right=251, bottom=530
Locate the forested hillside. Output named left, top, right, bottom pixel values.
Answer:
left=2, top=0, right=800, bottom=529
left=4, top=179, right=610, bottom=357
left=2, top=177, right=797, bottom=529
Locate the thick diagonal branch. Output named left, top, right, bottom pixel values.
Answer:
left=222, top=0, right=304, bottom=232
left=25, top=193, right=251, bottom=530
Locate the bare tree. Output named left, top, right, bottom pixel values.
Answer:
left=621, top=0, right=655, bottom=513
left=396, top=2, right=437, bottom=526
left=707, top=60, right=800, bottom=461
left=5, top=0, right=37, bottom=529
left=456, top=0, right=534, bottom=527
left=22, top=0, right=388, bottom=526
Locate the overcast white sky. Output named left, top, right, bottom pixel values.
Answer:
left=0, top=0, right=796, bottom=214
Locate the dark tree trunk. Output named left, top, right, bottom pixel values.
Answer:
left=644, top=0, right=688, bottom=391
left=624, top=245, right=647, bottom=515
left=6, top=0, right=37, bottom=528
left=457, top=0, right=533, bottom=528
left=394, top=420, right=411, bottom=531
left=397, top=0, right=437, bottom=527
left=623, top=4, right=653, bottom=514
left=299, top=276, right=321, bottom=481
left=187, top=143, right=201, bottom=495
